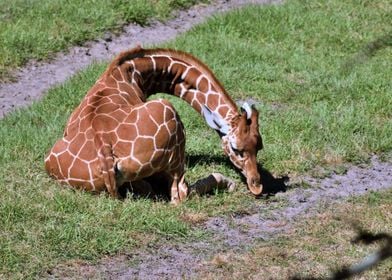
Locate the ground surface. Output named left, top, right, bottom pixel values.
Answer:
left=0, top=0, right=390, bottom=278
left=47, top=155, right=392, bottom=279
left=0, top=0, right=281, bottom=119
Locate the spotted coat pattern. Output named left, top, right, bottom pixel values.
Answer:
left=45, top=46, right=262, bottom=202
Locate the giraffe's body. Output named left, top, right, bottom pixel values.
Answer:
left=46, top=99, right=187, bottom=199
left=45, top=46, right=263, bottom=202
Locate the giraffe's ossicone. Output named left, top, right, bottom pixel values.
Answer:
left=45, top=46, right=264, bottom=201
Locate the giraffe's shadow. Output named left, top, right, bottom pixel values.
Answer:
left=118, top=173, right=172, bottom=201
left=119, top=154, right=288, bottom=200
left=258, top=165, right=289, bottom=196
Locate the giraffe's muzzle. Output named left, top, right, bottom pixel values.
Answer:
left=247, top=174, right=263, bottom=196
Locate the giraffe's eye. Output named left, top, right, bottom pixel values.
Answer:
left=230, top=143, right=244, bottom=157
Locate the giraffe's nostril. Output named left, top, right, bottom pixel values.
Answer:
left=251, top=178, right=258, bottom=186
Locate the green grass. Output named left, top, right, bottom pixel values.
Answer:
left=0, top=0, right=391, bottom=277
left=167, top=0, right=392, bottom=174
left=0, top=64, right=253, bottom=277
left=0, top=0, right=206, bottom=81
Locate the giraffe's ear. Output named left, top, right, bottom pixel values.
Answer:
left=240, top=102, right=253, bottom=120
left=202, top=105, right=229, bottom=135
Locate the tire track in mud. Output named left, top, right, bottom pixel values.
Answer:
left=48, top=155, right=392, bottom=279
left=0, top=0, right=281, bottom=119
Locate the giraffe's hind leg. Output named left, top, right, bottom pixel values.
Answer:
left=45, top=138, right=105, bottom=192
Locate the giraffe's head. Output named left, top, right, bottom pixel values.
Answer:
left=202, top=103, right=263, bottom=196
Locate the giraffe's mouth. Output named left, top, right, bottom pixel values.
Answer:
left=247, top=177, right=263, bottom=196
left=248, top=184, right=263, bottom=196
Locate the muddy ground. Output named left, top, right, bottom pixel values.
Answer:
left=0, top=0, right=391, bottom=278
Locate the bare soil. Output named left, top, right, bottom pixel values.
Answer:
left=0, top=0, right=390, bottom=278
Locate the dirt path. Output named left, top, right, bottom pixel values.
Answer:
left=0, top=0, right=281, bottom=119
left=47, top=155, right=392, bottom=279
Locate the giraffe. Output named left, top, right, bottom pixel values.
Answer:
left=45, top=46, right=263, bottom=202
left=45, top=97, right=234, bottom=203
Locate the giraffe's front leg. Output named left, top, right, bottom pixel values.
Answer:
left=188, top=173, right=236, bottom=197
left=170, top=173, right=189, bottom=205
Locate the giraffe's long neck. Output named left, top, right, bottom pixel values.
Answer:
left=108, top=48, right=239, bottom=129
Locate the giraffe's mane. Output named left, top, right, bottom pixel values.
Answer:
left=106, top=46, right=236, bottom=108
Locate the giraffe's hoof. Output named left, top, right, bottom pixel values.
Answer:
left=227, top=180, right=236, bottom=192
